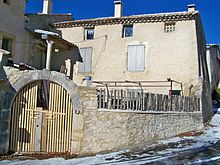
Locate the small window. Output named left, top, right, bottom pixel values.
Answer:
left=127, top=45, right=145, bottom=71
left=78, top=47, right=92, bottom=73
left=1, top=37, right=13, bottom=56
left=123, top=25, right=133, bottom=38
left=3, top=0, right=10, bottom=5
left=85, top=28, right=94, bottom=40
left=164, top=22, right=176, bottom=33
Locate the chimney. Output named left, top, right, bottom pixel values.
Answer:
left=188, top=4, right=196, bottom=12
left=43, top=0, right=53, bottom=14
left=114, top=1, right=123, bottom=18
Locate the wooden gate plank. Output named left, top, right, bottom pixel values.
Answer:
left=10, top=81, right=73, bottom=153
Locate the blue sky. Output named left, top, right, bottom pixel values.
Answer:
left=26, top=0, right=220, bottom=44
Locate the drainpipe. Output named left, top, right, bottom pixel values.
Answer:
left=46, top=40, right=54, bottom=70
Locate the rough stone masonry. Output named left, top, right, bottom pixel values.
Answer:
left=0, top=68, right=211, bottom=155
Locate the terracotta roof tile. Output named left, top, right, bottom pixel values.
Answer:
left=53, top=11, right=199, bottom=28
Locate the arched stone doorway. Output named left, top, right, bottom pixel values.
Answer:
left=8, top=70, right=80, bottom=153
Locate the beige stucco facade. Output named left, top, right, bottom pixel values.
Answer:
left=0, top=0, right=28, bottom=63
left=57, top=14, right=203, bottom=96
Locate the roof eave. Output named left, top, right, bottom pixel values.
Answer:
left=53, top=11, right=199, bottom=28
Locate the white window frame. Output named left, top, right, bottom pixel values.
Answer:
left=123, top=25, right=133, bottom=38
left=78, top=47, right=93, bottom=73
left=127, top=45, right=145, bottom=72
left=84, top=28, right=95, bottom=40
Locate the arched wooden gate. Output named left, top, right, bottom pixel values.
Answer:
left=9, top=80, right=73, bottom=153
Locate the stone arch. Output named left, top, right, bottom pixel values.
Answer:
left=7, top=69, right=80, bottom=114
left=0, top=69, right=82, bottom=154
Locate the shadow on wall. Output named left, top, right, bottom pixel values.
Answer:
left=0, top=54, right=16, bottom=154
left=51, top=46, right=82, bottom=80
left=195, top=15, right=213, bottom=123
left=10, top=95, right=30, bottom=153
left=0, top=53, right=32, bottom=154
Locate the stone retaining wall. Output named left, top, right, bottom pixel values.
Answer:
left=0, top=68, right=210, bottom=155
left=72, top=87, right=204, bottom=155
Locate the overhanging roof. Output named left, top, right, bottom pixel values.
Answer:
left=53, top=11, right=199, bottom=28
left=27, top=29, right=77, bottom=50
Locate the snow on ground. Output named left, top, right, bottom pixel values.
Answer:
left=1, top=113, right=220, bottom=165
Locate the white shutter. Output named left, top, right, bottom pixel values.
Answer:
left=78, top=47, right=92, bottom=73
left=78, top=48, right=86, bottom=73
left=128, top=45, right=145, bottom=71
left=85, top=48, right=92, bottom=73
left=128, top=45, right=136, bottom=71
left=136, top=45, right=145, bottom=71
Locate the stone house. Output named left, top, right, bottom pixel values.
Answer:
left=53, top=2, right=212, bottom=120
left=0, top=0, right=214, bottom=156
left=53, top=3, right=208, bottom=95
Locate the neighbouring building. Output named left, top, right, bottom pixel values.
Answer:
left=206, top=44, right=220, bottom=92
left=0, top=0, right=28, bottom=63
left=0, top=0, right=79, bottom=154
left=0, top=0, right=79, bottom=77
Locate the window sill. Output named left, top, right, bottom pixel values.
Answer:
left=85, top=39, right=94, bottom=41
left=127, top=70, right=145, bottom=73
left=122, top=36, right=133, bottom=38
left=77, top=72, right=92, bottom=75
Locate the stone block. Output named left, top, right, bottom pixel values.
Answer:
left=0, top=146, right=7, bottom=155
left=0, top=121, right=10, bottom=133
left=1, top=110, right=10, bottom=120
left=72, top=114, right=84, bottom=130
left=0, top=133, right=9, bottom=150
left=83, top=100, right=97, bottom=107
left=49, top=71, right=68, bottom=85
left=3, top=94, right=11, bottom=109
left=71, top=140, right=82, bottom=153
left=72, top=130, right=84, bottom=140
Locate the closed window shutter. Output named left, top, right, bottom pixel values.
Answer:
left=128, top=45, right=145, bottom=71
left=78, top=48, right=86, bottom=73
left=136, top=45, right=145, bottom=71
left=85, top=48, right=92, bottom=72
left=128, top=46, right=136, bottom=71
left=78, top=48, right=92, bottom=73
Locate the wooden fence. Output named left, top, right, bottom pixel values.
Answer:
left=97, top=88, right=200, bottom=112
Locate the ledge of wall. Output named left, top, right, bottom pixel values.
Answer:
left=74, top=86, right=204, bottom=156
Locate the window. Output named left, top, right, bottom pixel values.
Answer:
left=85, top=28, right=94, bottom=40
left=3, top=0, right=10, bottom=5
left=123, top=25, right=133, bottom=38
left=164, top=22, right=176, bottom=33
left=127, top=45, right=145, bottom=71
left=1, top=37, right=13, bottom=56
left=78, top=47, right=92, bottom=73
